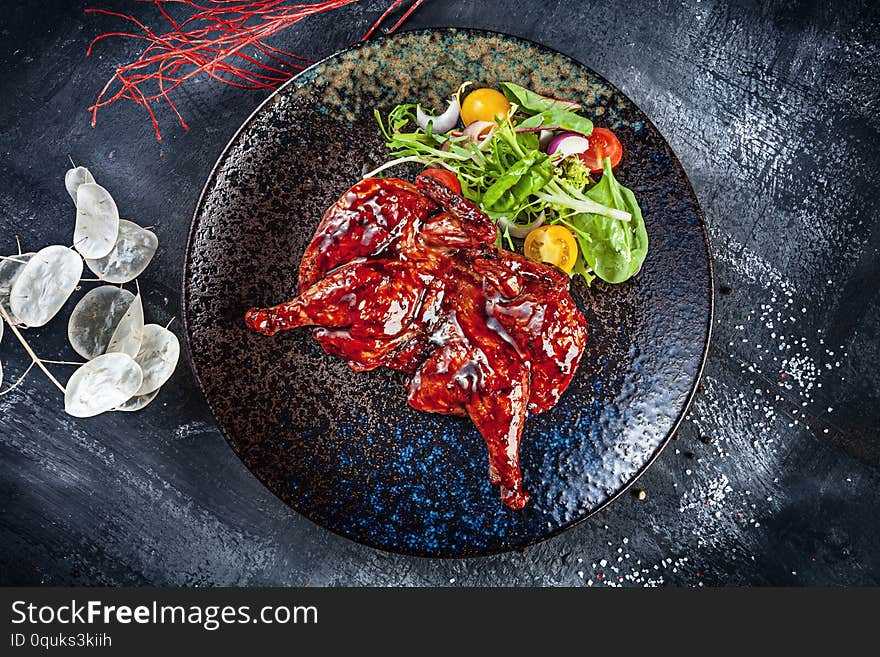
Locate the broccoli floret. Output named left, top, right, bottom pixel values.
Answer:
left=556, top=157, right=593, bottom=190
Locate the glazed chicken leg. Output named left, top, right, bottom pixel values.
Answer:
left=245, top=175, right=587, bottom=509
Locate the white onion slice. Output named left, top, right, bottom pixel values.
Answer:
left=68, top=285, right=135, bottom=360
left=64, top=353, right=143, bottom=418
left=74, top=183, right=120, bottom=259
left=85, top=220, right=158, bottom=284
left=497, top=211, right=547, bottom=239
left=416, top=97, right=460, bottom=134
left=133, top=323, right=179, bottom=395
left=9, top=246, right=83, bottom=327
left=462, top=120, right=495, bottom=142
left=65, top=166, right=96, bottom=205
left=546, top=132, right=589, bottom=158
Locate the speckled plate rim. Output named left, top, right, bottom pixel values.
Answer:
left=182, top=27, right=715, bottom=559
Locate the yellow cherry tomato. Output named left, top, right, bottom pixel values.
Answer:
left=523, top=225, right=579, bottom=273
left=460, top=88, right=511, bottom=125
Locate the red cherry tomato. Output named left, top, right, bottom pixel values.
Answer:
left=578, top=127, right=623, bottom=173
left=419, top=168, right=462, bottom=194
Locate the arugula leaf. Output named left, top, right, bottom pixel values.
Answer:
left=569, top=158, right=648, bottom=284
left=518, top=109, right=593, bottom=136
left=500, top=82, right=581, bottom=114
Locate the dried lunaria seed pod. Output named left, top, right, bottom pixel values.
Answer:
left=133, top=323, right=180, bottom=396
left=2, top=162, right=177, bottom=416
left=0, top=252, right=34, bottom=325
left=114, top=389, right=159, bottom=412
left=85, top=220, right=158, bottom=284
left=9, top=246, right=82, bottom=327
left=68, top=285, right=136, bottom=360
left=65, top=166, right=96, bottom=204
left=74, top=183, right=119, bottom=259
left=64, top=352, right=144, bottom=418
left=105, top=293, right=144, bottom=358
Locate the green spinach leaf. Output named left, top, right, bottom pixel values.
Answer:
left=499, top=82, right=581, bottom=114
left=518, top=109, right=593, bottom=136
left=570, top=158, right=648, bottom=283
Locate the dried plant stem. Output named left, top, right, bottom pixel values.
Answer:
left=0, top=361, right=35, bottom=397
left=0, top=307, right=67, bottom=394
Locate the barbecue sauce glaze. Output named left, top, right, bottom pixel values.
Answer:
left=245, top=176, right=587, bottom=509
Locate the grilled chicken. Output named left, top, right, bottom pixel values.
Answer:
left=245, top=175, right=587, bottom=509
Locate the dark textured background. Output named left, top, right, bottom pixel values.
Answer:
left=1, top=0, right=878, bottom=586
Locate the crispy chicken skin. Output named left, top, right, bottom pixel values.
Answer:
left=245, top=175, right=587, bottom=509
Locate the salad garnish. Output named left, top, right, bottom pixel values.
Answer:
left=370, top=82, right=648, bottom=284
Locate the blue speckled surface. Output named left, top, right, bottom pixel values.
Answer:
left=183, top=29, right=713, bottom=557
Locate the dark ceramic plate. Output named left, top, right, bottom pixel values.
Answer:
left=183, top=28, right=713, bottom=557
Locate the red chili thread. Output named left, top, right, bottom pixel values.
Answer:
left=86, top=0, right=427, bottom=140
